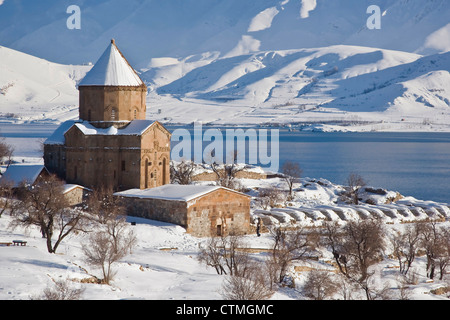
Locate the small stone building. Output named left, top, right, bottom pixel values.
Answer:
left=44, top=40, right=171, bottom=191
left=115, top=184, right=251, bottom=237
left=63, top=184, right=91, bottom=207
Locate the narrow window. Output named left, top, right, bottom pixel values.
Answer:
left=162, top=158, right=167, bottom=185
left=145, top=159, right=149, bottom=188
left=217, top=225, right=222, bottom=236
left=134, top=109, right=137, bottom=119
left=111, top=108, right=116, bottom=120
left=121, top=160, right=126, bottom=171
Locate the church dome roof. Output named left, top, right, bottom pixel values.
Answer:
left=79, top=39, right=144, bottom=87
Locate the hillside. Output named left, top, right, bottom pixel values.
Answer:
left=0, top=45, right=90, bottom=123
left=1, top=43, right=450, bottom=131
left=1, top=0, right=449, bottom=130
left=1, top=0, right=449, bottom=67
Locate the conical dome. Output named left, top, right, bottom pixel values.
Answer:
left=79, top=39, right=144, bottom=87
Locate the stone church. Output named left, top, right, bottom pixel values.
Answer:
left=44, top=39, right=171, bottom=191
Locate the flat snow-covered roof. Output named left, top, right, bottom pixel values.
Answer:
left=114, top=184, right=249, bottom=202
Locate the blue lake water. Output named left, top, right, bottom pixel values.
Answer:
left=1, top=123, right=449, bottom=203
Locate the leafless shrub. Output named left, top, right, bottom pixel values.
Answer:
left=0, top=137, right=13, bottom=167
left=0, top=179, right=14, bottom=217
left=220, top=260, right=275, bottom=300
left=170, top=159, right=196, bottom=185
left=82, top=226, right=135, bottom=285
left=38, top=279, right=85, bottom=300
left=303, top=270, right=339, bottom=300
left=209, top=151, right=244, bottom=191
left=343, top=172, right=367, bottom=204
left=257, top=187, right=286, bottom=209
left=281, top=161, right=302, bottom=200
left=198, top=231, right=250, bottom=276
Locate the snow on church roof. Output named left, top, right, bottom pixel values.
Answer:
left=114, top=184, right=250, bottom=202
left=44, top=120, right=157, bottom=145
left=79, top=39, right=144, bottom=87
left=73, top=120, right=154, bottom=136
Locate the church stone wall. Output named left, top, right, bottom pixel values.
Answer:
left=140, top=123, right=171, bottom=189
left=64, top=126, right=143, bottom=190
left=186, top=188, right=251, bottom=237
left=79, top=85, right=146, bottom=124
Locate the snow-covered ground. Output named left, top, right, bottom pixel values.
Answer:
left=1, top=152, right=449, bottom=300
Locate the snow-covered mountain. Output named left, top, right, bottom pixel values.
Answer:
left=1, top=0, right=449, bottom=67
left=0, top=45, right=90, bottom=123
left=0, top=0, right=449, bottom=130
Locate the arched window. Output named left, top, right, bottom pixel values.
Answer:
left=162, top=158, right=167, bottom=185
left=145, top=159, right=149, bottom=188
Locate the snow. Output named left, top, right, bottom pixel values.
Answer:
left=248, top=6, right=279, bottom=32
left=1, top=169, right=450, bottom=300
left=78, top=41, right=143, bottom=87
left=75, top=120, right=154, bottom=135
left=299, top=0, right=317, bottom=19
left=0, top=164, right=47, bottom=187
left=115, top=184, right=249, bottom=202
left=44, top=120, right=77, bottom=145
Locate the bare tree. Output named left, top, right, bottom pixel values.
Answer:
left=220, top=260, right=275, bottom=300
left=197, top=230, right=250, bottom=277
left=281, top=161, right=302, bottom=200
left=268, top=226, right=315, bottom=284
left=0, top=138, right=14, bottom=172
left=82, top=226, right=135, bottom=284
left=170, top=159, right=196, bottom=185
left=84, top=187, right=136, bottom=254
left=390, top=224, right=422, bottom=275
left=322, top=219, right=386, bottom=300
left=11, top=174, right=86, bottom=253
left=209, top=151, right=244, bottom=191
left=0, top=179, right=14, bottom=217
left=437, top=227, right=450, bottom=280
left=419, top=221, right=440, bottom=280
left=303, top=270, right=339, bottom=300
left=345, top=172, right=367, bottom=204
left=257, top=187, right=286, bottom=210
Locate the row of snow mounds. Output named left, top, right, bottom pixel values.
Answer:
left=253, top=201, right=450, bottom=226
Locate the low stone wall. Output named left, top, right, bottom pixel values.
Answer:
left=192, top=169, right=267, bottom=181
left=120, top=196, right=188, bottom=228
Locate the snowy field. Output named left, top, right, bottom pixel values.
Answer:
left=1, top=148, right=450, bottom=301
